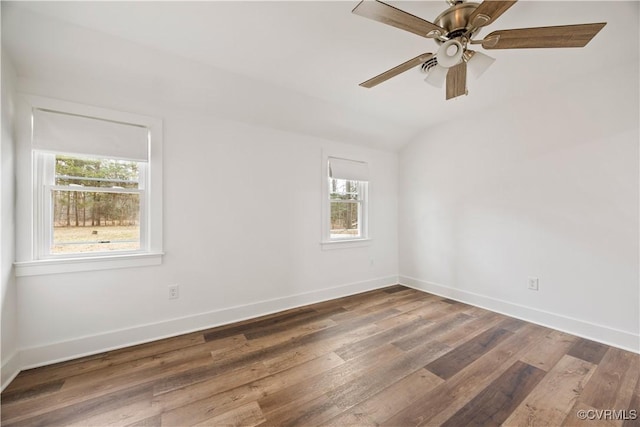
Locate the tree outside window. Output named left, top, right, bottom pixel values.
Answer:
left=48, top=154, right=144, bottom=254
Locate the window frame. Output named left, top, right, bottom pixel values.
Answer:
left=36, top=152, right=148, bottom=259
left=328, top=177, right=367, bottom=240
left=14, top=95, right=163, bottom=276
left=321, top=154, right=370, bottom=249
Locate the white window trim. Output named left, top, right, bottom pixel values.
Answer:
left=35, top=153, right=148, bottom=260
left=321, top=153, right=371, bottom=250
left=14, top=95, right=163, bottom=276
left=14, top=253, right=163, bottom=277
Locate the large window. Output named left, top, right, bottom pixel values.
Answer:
left=15, top=96, right=163, bottom=276
left=326, top=157, right=369, bottom=242
left=40, top=153, right=145, bottom=256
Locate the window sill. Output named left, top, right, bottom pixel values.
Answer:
left=321, top=238, right=371, bottom=250
left=14, top=252, right=164, bottom=276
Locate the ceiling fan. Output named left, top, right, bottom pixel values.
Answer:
left=352, top=0, right=606, bottom=99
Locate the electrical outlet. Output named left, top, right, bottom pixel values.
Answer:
left=169, top=284, right=179, bottom=299
left=528, top=277, right=539, bottom=291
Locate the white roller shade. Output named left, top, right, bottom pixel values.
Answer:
left=328, top=157, right=369, bottom=182
left=32, top=108, right=149, bottom=161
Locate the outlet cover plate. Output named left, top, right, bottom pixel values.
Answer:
left=169, top=284, right=179, bottom=299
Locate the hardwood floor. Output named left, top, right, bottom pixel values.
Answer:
left=2, top=285, right=639, bottom=426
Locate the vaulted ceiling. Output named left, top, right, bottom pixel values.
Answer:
left=2, top=1, right=638, bottom=150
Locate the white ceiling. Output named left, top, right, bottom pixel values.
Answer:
left=2, top=1, right=638, bottom=150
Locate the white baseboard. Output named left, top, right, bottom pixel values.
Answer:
left=17, top=275, right=398, bottom=372
left=12, top=273, right=633, bottom=392
left=400, top=275, right=639, bottom=353
left=1, top=351, right=21, bottom=392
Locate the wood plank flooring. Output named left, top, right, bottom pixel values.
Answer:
left=2, top=285, right=639, bottom=426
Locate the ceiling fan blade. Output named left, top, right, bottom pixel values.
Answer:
left=352, top=0, right=446, bottom=39
left=482, top=22, right=606, bottom=49
left=467, top=0, right=517, bottom=28
left=446, top=62, right=467, bottom=100
left=360, top=53, right=433, bottom=88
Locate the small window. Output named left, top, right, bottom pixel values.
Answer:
left=329, top=178, right=365, bottom=239
left=325, top=157, right=369, bottom=242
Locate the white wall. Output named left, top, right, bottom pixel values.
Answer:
left=1, top=51, right=19, bottom=387
left=399, top=60, right=639, bottom=351
left=4, top=1, right=636, bottom=386
left=13, top=75, right=398, bottom=369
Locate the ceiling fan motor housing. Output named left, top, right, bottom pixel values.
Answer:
left=434, top=2, right=481, bottom=42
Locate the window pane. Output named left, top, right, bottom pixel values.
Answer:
left=330, top=201, right=360, bottom=238
left=51, top=190, right=140, bottom=254
left=55, top=155, right=139, bottom=189
left=329, top=178, right=359, bottom=201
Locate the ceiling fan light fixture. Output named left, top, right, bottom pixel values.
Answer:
left=466, top=50, right=495, bottom=79
left=436, top=39, right=464, bottom=68
left=424, top=64, right=448, bottom=88
left=351, top=0, right=607, bottom=98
